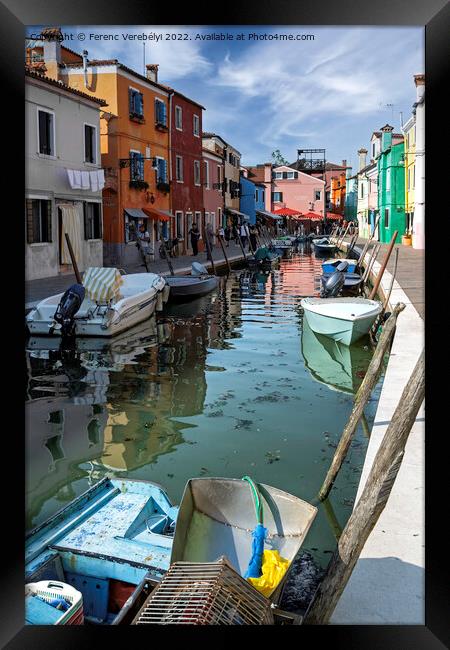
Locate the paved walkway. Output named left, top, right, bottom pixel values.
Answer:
left=340, top=236, right=424, bottom=319
left=25, top=241, right=248, bottom=308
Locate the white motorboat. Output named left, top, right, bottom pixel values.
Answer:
left=26, top=268, right=169, bottom=338
left=300, top=296, right=382, bottom=346
left=271, top=236, right=296, bottom=248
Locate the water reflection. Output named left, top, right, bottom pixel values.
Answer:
left=25, top=248, right=384, bottom=567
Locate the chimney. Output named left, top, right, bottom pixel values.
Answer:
left=41, top=27, right=62, bottom=81
left=358, top=148, right=368, bottom=171
left=414, top=73, right=425, bottom=102
left=146, top=64, right=159, bottom=83
left=380, top=124, right=393, bottom=152
left=341, top=159, right=347, bottom=169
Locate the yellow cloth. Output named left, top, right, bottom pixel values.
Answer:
left=247, top=549, right=290, bottom=597
left=83, top=267, right=123, bottom=303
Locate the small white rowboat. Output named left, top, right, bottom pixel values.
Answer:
left=300, top=296, right=382, bottom=346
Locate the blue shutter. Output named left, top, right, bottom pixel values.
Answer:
left=139, top=154, right=144, bottom=180
left=162, top=102, right=167, bottom=125
left=129, top=88, right=134, bottom=113
left=136, top=92, right=143, bottom=116
left=163, top=159, right=168, bottom=182
left=157, top=158, right=164, bottom=182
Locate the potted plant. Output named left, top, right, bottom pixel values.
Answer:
left=129, top=179, right=149, bottom=191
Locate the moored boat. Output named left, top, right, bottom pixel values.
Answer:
left=312, top=238, right=337, bottom=254
left=300, top=296, right=382, bottom=345
left=26, top=268, right=168, bottom=337
left=25, top=477, right=178, bottom=625
left=321, top=270, right=364, bottom=294
left=170, top=477, right=317, bottom=605
left=321, top=258, right=357, bottom=274
left=165, top=263, right=219, bottom=301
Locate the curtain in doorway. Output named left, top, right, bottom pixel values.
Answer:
left=59, top=204, right=82, bottom=266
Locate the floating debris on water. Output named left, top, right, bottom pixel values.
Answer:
left=206, top=409, right=224, bottom=418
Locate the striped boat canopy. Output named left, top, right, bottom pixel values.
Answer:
left=83, top=267, right=124, bottom=303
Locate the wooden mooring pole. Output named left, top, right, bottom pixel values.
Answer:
left=355, top=214, right=381, bottom=273
left=64, top=233, right=82, bottom=284
left=204, top=230, right=216, bottom=275
left=217, top=234, right=231, bottom=274
left=317, top=302, right=406, bottom=502
left=304, top=349, right=424, bottom=625
left=369, top=231, right=398, bottom=301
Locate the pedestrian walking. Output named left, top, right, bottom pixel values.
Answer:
left=232, top=223, right=238, bottom=244
left=138, top=223, right=151, bottom=255
left=249, top=224, right=258, bottom=252
left=240, top=222, right=249, bottom=249
left=189, top=223, right=200, bottom=256
left=224, top=225, right=231, bottom=247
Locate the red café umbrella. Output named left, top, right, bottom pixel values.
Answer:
left=301, top=211, right=323, bottom=221
left=273, top=207, right=303, bottom=217
left=325, top=212, right=343, bottom=221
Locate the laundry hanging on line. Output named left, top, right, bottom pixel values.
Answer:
left=66, top=168, right=105, bottom=192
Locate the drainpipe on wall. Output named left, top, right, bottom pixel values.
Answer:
left=82, top=50, right=89, bottom=88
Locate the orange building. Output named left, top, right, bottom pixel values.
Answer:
left=26, top=29, right=173, bottom=266
left=330, top=170, right=347, bottom=215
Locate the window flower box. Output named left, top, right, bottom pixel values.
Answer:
left=155, top=121, right=168, bottom=132
left=156, top=181, right=170, bottom=193
left=129, top=179, right=149, bottom=191
left=129, top=112, right=145, bottom=123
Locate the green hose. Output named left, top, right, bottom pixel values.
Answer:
left=242, top=476, right=263, bottom=525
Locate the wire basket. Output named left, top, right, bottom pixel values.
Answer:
left=25, top=580, right=84, bottom=625
left=132, top=557, right=274, bottom=625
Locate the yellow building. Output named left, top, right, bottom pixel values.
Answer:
left=402, top=114, right=416, bottom=236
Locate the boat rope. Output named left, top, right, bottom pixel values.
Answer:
left=242, top=476, right=263, bottom=525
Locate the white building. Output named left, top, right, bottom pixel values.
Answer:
left=26, top=69, right=105, bottom=280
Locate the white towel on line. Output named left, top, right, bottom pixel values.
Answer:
left=81, top=171, right=90, bottom=189
left=67, top=169, right=76, bottom=189
left=73, top=170, right=82, bottom=189
left=90, top=170, right=99, bottom=192
left=97, top=169, right=105, bottom=190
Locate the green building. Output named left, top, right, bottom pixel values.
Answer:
left=377, top=125, right=406, bottom=243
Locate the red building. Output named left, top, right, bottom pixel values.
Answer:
left=167, top=88, right=205, bottom=254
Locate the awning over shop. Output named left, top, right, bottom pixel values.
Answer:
left=256, top=209, right=283, bottom=221
left=124, top=208, right=149, bottom=221
left=227, top=208, right=250, bottom=221
left=326, top=212, right=343, bottom=221
left=143, top=207, right=174, bottom=222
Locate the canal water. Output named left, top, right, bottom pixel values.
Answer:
left=25, top=244, right=385, bottom=569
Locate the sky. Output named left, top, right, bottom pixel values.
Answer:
left=27, top=25, right=424, bottom=169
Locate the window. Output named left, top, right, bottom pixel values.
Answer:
left=195, top=211, right=202, bottom=235
left=218, top=207, right=223, bottom=228
left=274, top=172, right=283, bottom=179
left=372, top=142, right=376, bottom=158
left=130, top=150, right=144, bottom=181
left=217, top=165, right=222, bottom=185
left=84, top=124, right=97, bottom=164
left=175, top=211, right=184, bottom=238
left=287, top=171, right=295, bottom=179
left=360, top=183, right=364, bottom=199
left=204, top=160, right=209, bottom=189
left=255, top=189, right=258, bottom=201
left=384, top=208, right=389, bottom=228
left=129, top=88, right=144, bottom=118
left=175, top=105, right=182, bottom=130
left=38, top=109, right=55, bottom=156
left=386, top=168, right=391, bottom=191
left=26, top=199, right=52, bottom=243
left=84, top=202, right=102, bottom=239
left=315, top=190, right=321, bottom=201
left=193, top=114, right=200, bottom=137
left=262, top=190, right=265, bottom=204
left=194, top=160, right=201, bottom=186
left=156, top=157, right=168, bottom=183
left=155, top=98, right=167, bottom=126
left=407, top=168, right=410, bottom=190
left=272, top=192, right=283, bottom=202
left=176, top=156, right=183, bottom=182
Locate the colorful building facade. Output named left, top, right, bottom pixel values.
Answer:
left=270, top=165, right=325, bottom=216
left=377, top=125, right=405, bottom=244
left=202, top=147, right=224, bottom=233
left=168, top=87, right=205, bottom=254
left=239, top=173, right=258, bottom=225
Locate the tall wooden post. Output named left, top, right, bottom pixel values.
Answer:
left=304, top=349, right=425, bottom=625
left=237, top=233, right=248, bottom=263
left=204, top=229, right=216, bottom=275
left=64, top=233, right=82, bottom=283
left=317, top=302, right=406, bottom=502
left=217, top=234, right=231, bottom=274
left=369, top=231, right=398, bottom=300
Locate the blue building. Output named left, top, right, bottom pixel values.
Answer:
left=240, top=174, right=259, bottom=225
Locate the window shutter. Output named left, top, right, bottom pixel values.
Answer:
left=282, top=172, right=288, bottom=179
left=139, top=154, right=144, bottom=179
left=294, top=172, right=298, bottom=179
left=129, top=88, right=134, bottom=113
left=83, top=202, right=89, bottom=240
left=155, top=99, right=160, bottom=123
left=139, top=92, right=144, bottom=115
left=163, top=159, right=168, bottom=182
left=162, top=102, right=167, bottom=125
left=26, top=199, right=34, bottom=244
left=97, top=204, right=103, bottom=239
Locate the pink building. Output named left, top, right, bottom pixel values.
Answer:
left=271, top=165, right=325, bottom=215
left=202, top=147, right=224, bottom=234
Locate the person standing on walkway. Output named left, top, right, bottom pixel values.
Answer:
left=224, top=225, right=231, bottom=247
left=232, top=223, right=239, bottom=244
left=249, top=224, right=258, bottom=252
left=138, top=223, right=151, bottom=256
left=189, top=223, right=200, bottom=256
left=206, top=221, right=214, bottom=249
left=240, top=222, right=249, bottom=249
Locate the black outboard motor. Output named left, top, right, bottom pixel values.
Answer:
left=321, top=261, right=348, bottom=298
left=52, top=283, right=85, bottom=337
